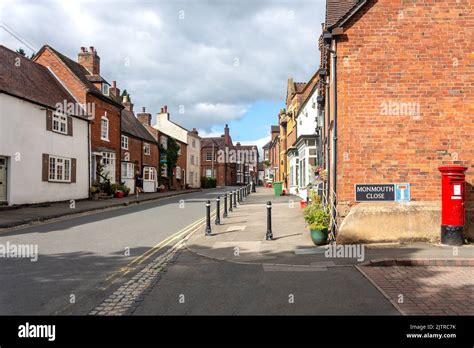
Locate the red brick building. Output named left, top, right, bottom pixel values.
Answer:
left=320, top=0, right=474, bottom=242
left=201, top=125, right=236, bottom=186
left=35, top=46, right=123, bottom=184
left=121, top=105, right=159, bottom=193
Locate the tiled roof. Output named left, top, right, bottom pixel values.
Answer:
left=326, top=0, right=361, bottom=28
left=121, top=109, right=157, bottom=143
left=36, top=45, right=122, bottom=108
left=201, top=137, right=232, bottom=150
left=0, top=45, right=86, bottom=118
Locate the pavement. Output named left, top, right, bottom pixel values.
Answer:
left=0, top=188, right=201, bottom=229
left=129, top=187, right=474, bottom=316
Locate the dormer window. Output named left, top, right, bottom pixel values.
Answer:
left=102, top=83, right=110, bottom=96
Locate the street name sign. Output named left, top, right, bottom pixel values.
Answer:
left=355, top=183, right=410, bottom=202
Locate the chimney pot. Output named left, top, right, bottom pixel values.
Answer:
left=112, top=80, right=116, bottom=88
left=89, top=46, right=95, bottom=53
left=142, top=106, right=146, bottom=113
left=160, top=107, right=164, bottom=113
left=80, top=47, right=86, bottom=53
left=164, top=105, right=168, bottom=113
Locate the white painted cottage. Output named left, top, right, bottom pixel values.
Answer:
left=0, top=45, right=90, bottom=205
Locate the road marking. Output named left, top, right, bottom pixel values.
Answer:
left=105, top=210, right=217, bottom=282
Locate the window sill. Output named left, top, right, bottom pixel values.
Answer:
left=101, top=138, right=110, bottom=142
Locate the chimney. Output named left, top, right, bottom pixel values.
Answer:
left=224, top=124, right=231, bottom=146
left=190, top=127, right=199, bottom=135
left=122, top=94, right=134, bottom=112
left=109, top=80, right=121, bottom=100
left=137, top=106, right=152, bottom=126
left=78, top=46, right=100, bottom=75
left=157, top=105, right=169, bottom=121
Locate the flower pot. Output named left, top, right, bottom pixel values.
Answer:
left=114, top=191, right=124, bottom=198
left=300, top=201, right=308, bottom=209
left=310, top=228, right=328, bottom=245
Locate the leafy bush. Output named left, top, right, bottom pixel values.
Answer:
left=201, top=176, right=217, bottom=188
left=304, top=203, right=330, bottom=231
left=110, top=183, right=131, bottom=196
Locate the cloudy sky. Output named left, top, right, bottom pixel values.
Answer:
left=1, top=0, right=325, bottom=150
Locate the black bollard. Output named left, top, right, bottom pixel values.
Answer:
left=215, top=196, right=221, bottom=225
left=229, top=192, right=233, bottom=212
left=237, top=188, right=241, bottom=203
left=233, top=190, right=237, bottom=208
left=205, top=200, right=212, bottom=236
left=223, top=193, right=228, bottom=218
left=266, top=201, right=273, bottom=240
left=252, top=181, right=256, bottom=193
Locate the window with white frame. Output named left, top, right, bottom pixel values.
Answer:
left=160, top=136, right=168, bottom=149
left=161, top=163, right=168, bottom=177
left=49, top=156, right=71, bottom=182
left=189, top=171, right=194, bottom=182
left=205, top=169, right=212, bottom=178
left=176, top=166, right=182, bottom=180
left=144, top=167, right=156, bottom=181
left=190, top=155, right=194, bottom=165
left=52, top=112, right=68, bottom=134
left=144, top=143, right=151, bottom=156
left=101, top=152, right=115, bottom=183
left=121, top=135, right=129, bottom=150
left=101, top=116, right=109, bottom=141
left=192, top=139, right=196, bottom=148
left=121, top=162, right=134, bottom=179
left=195, top=156, right=199, bottom=165
left=206, top=152, right=213, bottom=161
left=102, top=83, right=110, bottom=96
left=177, top=144, right=181, bottom=155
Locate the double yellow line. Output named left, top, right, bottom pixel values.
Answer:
left=105, top=210, right=216, bottom=283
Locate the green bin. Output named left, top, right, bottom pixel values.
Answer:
left=273, top=181, right=283, bottom=197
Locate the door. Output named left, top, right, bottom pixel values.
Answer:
left=0, top=157, right=7, bottom=202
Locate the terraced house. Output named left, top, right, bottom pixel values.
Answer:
left=319, top=0, right=474, bottom=243
left=35, top=46, right=123, bottom=185
left=0, top=45, right=90, bottom=205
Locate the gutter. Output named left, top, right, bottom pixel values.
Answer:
left=331, top=40, right=338, bottom=236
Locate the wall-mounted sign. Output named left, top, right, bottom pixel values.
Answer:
left=355, top=183, right=410, bottom=202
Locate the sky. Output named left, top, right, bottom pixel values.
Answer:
left=0, top=0, right=326, bottom=151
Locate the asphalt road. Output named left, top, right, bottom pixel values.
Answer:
left=133, top=250, right=400, bottom=315
left=0, top=187, right=234, bottom=315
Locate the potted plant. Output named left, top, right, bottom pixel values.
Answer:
left=90, top=185, right=100, bottom=201
left=304, top=202, right=330, bottom=245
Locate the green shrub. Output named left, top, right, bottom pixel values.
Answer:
left=304, top=203, right=330, bottom=230
left=201, top=176, right=217, bottom=188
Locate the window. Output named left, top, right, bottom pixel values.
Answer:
left=264, top=150, right=269, bottom=161
left=52, top=112, right=68, bottom=135
left=144, top=143, right=151, bottom=156
left=205, top=169, right=212, bottom=178
left=161, top=163, right=168, bottom=177
left=144, top=167, right=156, bottom=181
left=189, top=171, right=194, bottom=182
left=49, top=156, right=71, bottom=182
left=160, top=136, right=168, bottom=149
left=195, top=156, right=199, bottom=165
left=177, top=145, right=181, bottom=155
left=121, top=135, right=129, bottom=150
left=192, top=139, right=196, bottom=148
left=102, top=83, right=109, bottom=96
left=101, top=116, right=109, bottom=141
left=190, top=155, right=194, bottom=165
left=176, top=166, right=182, bottom=180
left=206, top=152, right=213, bottom=161
left=101, top=152, right=115, bottom=183
left=121, top=162, right=134, bottom=179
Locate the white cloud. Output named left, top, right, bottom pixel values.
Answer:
left=0, top=0, right=326, bottom=132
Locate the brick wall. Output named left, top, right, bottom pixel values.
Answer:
left=332, top=0, right=474, bottom=205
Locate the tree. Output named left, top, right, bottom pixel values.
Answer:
left=121, top=89, right=131, bottom=102
left=158, top=137, right=180, bottom=189
left=16, top=48, right=26, bottom=56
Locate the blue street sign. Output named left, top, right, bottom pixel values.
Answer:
left=395, top=183, right=410, bottom=202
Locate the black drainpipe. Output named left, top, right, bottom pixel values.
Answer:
left=331, top=41, right=338, bottom=236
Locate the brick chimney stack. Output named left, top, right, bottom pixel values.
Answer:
left=78, top=46, right=100, bottom=75
left=137, top=106, right=152, bottom=125
left=109, top=80, right=121, bottom=101
left=224, top=124, right=231, bottom=146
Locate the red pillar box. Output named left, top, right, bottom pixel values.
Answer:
left=438, top=165, right=468, bottom=246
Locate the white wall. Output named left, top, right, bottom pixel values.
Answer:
left=0, top=94, right=89, bottom=205
left=186, top=133, right=201, bottom=188
left=296, top=87, right=319, bottom=138
left=153, top=112, right=188, bottom=144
